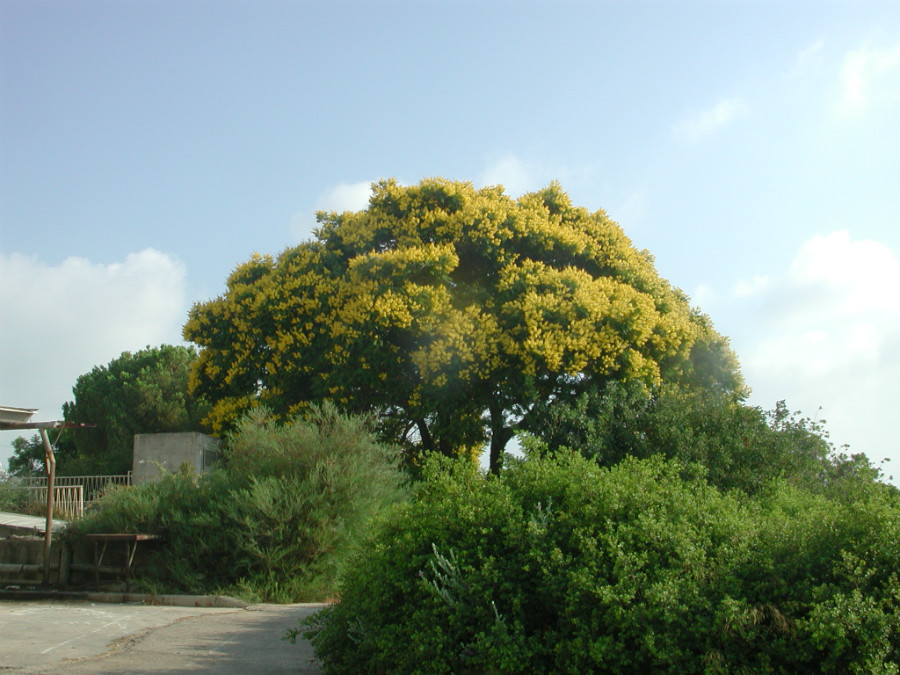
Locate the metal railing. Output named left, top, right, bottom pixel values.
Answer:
left=18, top=473, right=131, bottom=504
left=23, top=485, right=84, bottom=520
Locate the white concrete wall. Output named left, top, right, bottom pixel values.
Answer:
left=132, top=432, right=220, bottom=485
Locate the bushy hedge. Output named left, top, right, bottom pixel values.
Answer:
left=65, top=404, right=406, bottom=601
left=522, top=382, right=883, bottom=496
left=301, top=452, right=900, bottom=673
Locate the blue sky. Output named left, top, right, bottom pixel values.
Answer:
left=1, top=0, right=898, bottom=481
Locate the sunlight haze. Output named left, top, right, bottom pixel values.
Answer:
left=1, top=0, right=898, bottom=481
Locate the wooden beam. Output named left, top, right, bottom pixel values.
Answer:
left=40, top=428, right=55, bottom=586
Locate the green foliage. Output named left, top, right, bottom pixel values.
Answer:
left=65, top=404, right=406, bottom=601
left=0, top=478, right=31, bottom=512
left=59, top=344, right=210, bottom=475
left=301, top=452, right=900, bottom=674
left=185, top=178, right=744, bottom=471
left=7, top=434, right=49, bottom=477
left=522, top=381, right=879, bottom=496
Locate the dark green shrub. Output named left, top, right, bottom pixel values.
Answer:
left=301, top=452, right=900, bottom=673
left=223, top=405, right=409, bottom=599
left=521, top=381, right=878, bottom=496
left=64, top=466, right=247, bottom=593
left=0, top=478, right=32, bottom=512
left=65, top=404, right=406, bottom=600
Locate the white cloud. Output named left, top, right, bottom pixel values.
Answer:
left=740, top=231, right=900, bottom=375
left=839, top=43, right=900, bottom=113
left=786, top=38, right=826, bottom=79
left=673, top=97, right=749, bottom=142
left=290, top=181, right=375, bottom=241
left=291, top=167, right=559, bottom=241
left=608, top=190, right=649, bottom=229
left=0, top=250, right=189, bottom=465
left=723, top=232, right=900, bottom=478
left=478, top=155, right=551, bottom=197
left=690, top=283, right=718, bottom=308
left=477, top=155, right=610, bottom=207
left=732, top=274, right=771, bottom=299
left=291, top=164, right=617, bottom=243
left=315, top=181, right=374, bottom=213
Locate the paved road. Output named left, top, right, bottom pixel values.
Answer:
left=0, top=600, right=324, bottom=673
left=0, top=510, right=66, bottom=534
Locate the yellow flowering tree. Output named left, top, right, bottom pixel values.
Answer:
left=184, top=178, right=744, bottom=471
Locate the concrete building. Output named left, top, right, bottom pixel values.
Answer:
left=132, top=432, right=220, bottom=485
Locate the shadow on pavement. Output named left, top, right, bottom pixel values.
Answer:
left=1, top=603, right=324, bottom=674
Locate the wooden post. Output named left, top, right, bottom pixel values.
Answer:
left=40, top=428, right=56, bottom=586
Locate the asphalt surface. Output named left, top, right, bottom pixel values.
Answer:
left=0, top=511, right=66, bottom=534
left=0, top=599, right=324, bottom=673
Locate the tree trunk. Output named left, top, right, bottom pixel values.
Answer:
left=488, top=404, right=512, bottom=474
left=417, top=417, right=455, bottom=458
left=416, top=418, right=435, bottom=454
left=41, top=428, right=56, bottom=586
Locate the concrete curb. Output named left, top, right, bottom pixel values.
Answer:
left=88, top=592, right=249, bottom=607
left=0, top=589, right=248, bottom=607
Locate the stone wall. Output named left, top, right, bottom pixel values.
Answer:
left=0, top=535, right=68, bottom=586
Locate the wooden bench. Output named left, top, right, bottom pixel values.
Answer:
left=83, top=533, right=160, bottom=586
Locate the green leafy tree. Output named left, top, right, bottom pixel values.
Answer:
left=523, top=383, right=837, bottom=494
left=523, top=382, right=891, bottom=497
left=8, top=428, right=81, bottom=478
left=60, top=344, right=210, bottom=475
left=185, top=178, right=744, bottom=471
left=7, top=434, right=48, bottom=477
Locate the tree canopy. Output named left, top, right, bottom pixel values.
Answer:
left=7, top=434, right=49, bottom=477
left=185, top=178, right=744, bottom=471
left=521, top=381, right=887, bottom=497
left=57, top=344, right=210, bottom=474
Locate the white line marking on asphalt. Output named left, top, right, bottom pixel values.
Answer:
left=40, top=614, right=135, bottom=654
